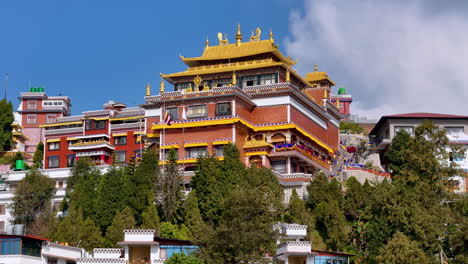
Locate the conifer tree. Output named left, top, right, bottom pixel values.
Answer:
left=94, top=166, right=127, bottom=232
left=375, top=232, right=429, bottom=264
left=0, top=98, right=14, bottom=151
left=66, top=158, right=101, bottom=219
left=53, top=206, right=104, bottom=250
left=105, top=207, right=136, bottom=247
left=11, top=169, right=55, bottom=227
left=32, top=142, right=44, bottom=168
left=182, top=191, right=208, bottom=241
left=159, top=148, right=183, bottom=222
left=129, top=149, right=159, bottom=224
left=165, top=253, right=204, bottom=264
left=306, top=172, right=343, bottom=210
left=284, top=189, right=313, bottom=226
left=141, top=202, right=161, bottom=233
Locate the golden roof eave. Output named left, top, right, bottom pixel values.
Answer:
left=181, top=40, right=295, bottom=67
left=305, top=72, right=336, bottom=86
left=162, top=61, right=284, bottom=81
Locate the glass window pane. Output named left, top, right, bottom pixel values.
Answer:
left=187, top=105, right=207, bottom=118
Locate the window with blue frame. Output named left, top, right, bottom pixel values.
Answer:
left=160, top=245, right=198, bottom=259
left=314, top=255, right=348, bottom=264
left=0, top=238, right=21, bottom=255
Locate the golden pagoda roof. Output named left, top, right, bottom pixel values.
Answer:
left=162, top=58, right=283, bottom=79
left=181, top=39, right=296, bottom=67
left=305, top=71, right=336, bottom=86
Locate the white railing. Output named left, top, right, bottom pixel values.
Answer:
left=111, top=123, right=141, bottom=130
left=276, top=241, right=311, bottom=255
left=44, top=127, right=83, bottom=136
left=277, top=223, right=308, bottom=238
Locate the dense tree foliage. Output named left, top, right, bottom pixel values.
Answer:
left=11, top=169, right=55, bottom=226
left=0, top=98, right=14, bottom=151
left=375, top=232, right=430, bottom=264
left=105, top=207, right=136, bottom=247
left=165, top=253, right=204, bottom=264
left=339, top=121, right=364, bottom=134
left=159, top=147, right=183, bottom=222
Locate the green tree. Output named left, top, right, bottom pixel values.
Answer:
left=201, top=186, right=280, bottom=264
left=65, top=158, right=101, bottom=219
left=191, top=157, right=224, bottom=224
left=105, top=207, right=136, bottom=247
left=307, top=172, right=343, bottom=211
left=128, top=149, right=159, bottom=224
left=159, top=148, right=183, bottom=222
left=161, top=222, right=190, bottom=240
left=94, top=166, right=127, bottom=232
left=165, top=253, right=204, bottom=264
left=384, top=130, right=411, bottom=175
left=375, top=232, right=430, bottom=264
left=53, top=206, right=104, bottom=250
left=182, top=191, right=209, bottom=241
left=141, top=203, right=161, bottom=233
left=11, top=169, right=55, bottom=226
left=314, top=200, right=348, bottom=251
left=32, top=142, right=44, bottom=168
left=283, top=189, right=313, bottom=225
left=343, top=177, right=368, bottom=221
left=339, top=121, right=364, bottom=134
left=0, top=99, right=14, bottom=151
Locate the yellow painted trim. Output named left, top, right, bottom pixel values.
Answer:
left=152, top=117, right=334, bottom=154
left=46, top=138, right=61, bottom=143
left=212, top=140, right=232, bottom=145
left=161, top=145, right=179, bottom=149
left=133, top=131, right=146, bottom=135
left=245, top=151, right=269, bottom=156
left=159, top=158, right=198, bottom=165
left=184, top=142, right=208, bottom=148
left=112, top=133, right=128, bottom=137
left=110, top=116, right=144, bottom=121
left=40, top=121, right=82, bottom=128
left=89, top=117, right=109, bottom=121
left=147, top=133, right=159, bottom=138
left=67, top=137, right=77, bottom=141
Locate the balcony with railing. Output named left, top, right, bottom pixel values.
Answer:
left=276, top=241, right=311, bottom=255
left=111, top=122, right=142, bottom=130
left=272, top=142, right=330, bottom=169
left=44, top=127, right=83, bottom=136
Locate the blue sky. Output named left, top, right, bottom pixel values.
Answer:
left=0, top=0, right=303, bottom=114
left=3, top=0, right=468, bottom=118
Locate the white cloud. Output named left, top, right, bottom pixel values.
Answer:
left=285, top=0, right=468, bottom=119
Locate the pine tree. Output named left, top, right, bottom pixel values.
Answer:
left=191, top=157, right=224, bottom=224
left=53, top=206, right=104, bottom=250
left=284, top=189, right=313, bottom=226
left=32, top=142, right=44, bottom=168
left=182, top=191, right=208, bottom=241
left=128, top=149, right=159, bottom=224
left=94, top=166, right=127, bottom=232
left=160, top=222, right=190, bottom=240
left=141, top=203, right=161, bottom=233
left=376, top=232, right=430, bottom=264
left=313, top=200, right=348, bottom=251
left=159, top=148, right=183, bottom=222
left=0, top=99, right=14, bottom=151
left=11, top=169, right=55, bottom=226
left=306, top=172, right=343, bottom=211
left=105, top=207, right=136, bottom=247
left=66, top=158, right=102, bottom=219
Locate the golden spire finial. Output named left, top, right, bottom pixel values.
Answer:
left=232, top=72, right=237, bottom=85
left=236, top=24, right=243, bottom=46
left=146, top=82, right=151, bottom=96
left=314, top=64, right=318, bottom=72
left=159, top=73, right=165, bottom=93
left=205, top=36, right=209, bottom=48
left=269, top=29, right=274, bottom=43
left=286, top=69, right=290, bottom=82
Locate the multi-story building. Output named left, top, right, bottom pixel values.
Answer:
left=330, top=87, right=352, bottom=120
left=143, top=25, right=342, bottom=200
left=370, top=112, right=468, bottom=193
left=42, top=101, right=146, bottom=169
left=17, top=87, right=71, bottom=155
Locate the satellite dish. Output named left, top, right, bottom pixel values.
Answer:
left=217, top=32, right=223, bottom=42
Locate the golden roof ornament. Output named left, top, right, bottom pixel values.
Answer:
left=217, top=32, right=229, bottom=45
left=193, top=75, right=203, bottom=87
left=231, top=72, right=237, bottom=85
left=205, top=36, right=209, bottom=48
left=269, top=29, right=274, bottom=43
left=314, top=64, right=318, bottom=72
left=250, top=27, right=261, bottom=41
left=235, top=24, right=243, bottom=46
left=146, top=82, right=151, bottom=96
left=286, top=69, right=290, bottom=82
left=159, top=74, right=165, bottom=93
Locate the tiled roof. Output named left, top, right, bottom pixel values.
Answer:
left=384, top=112, right=468, bottom=118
